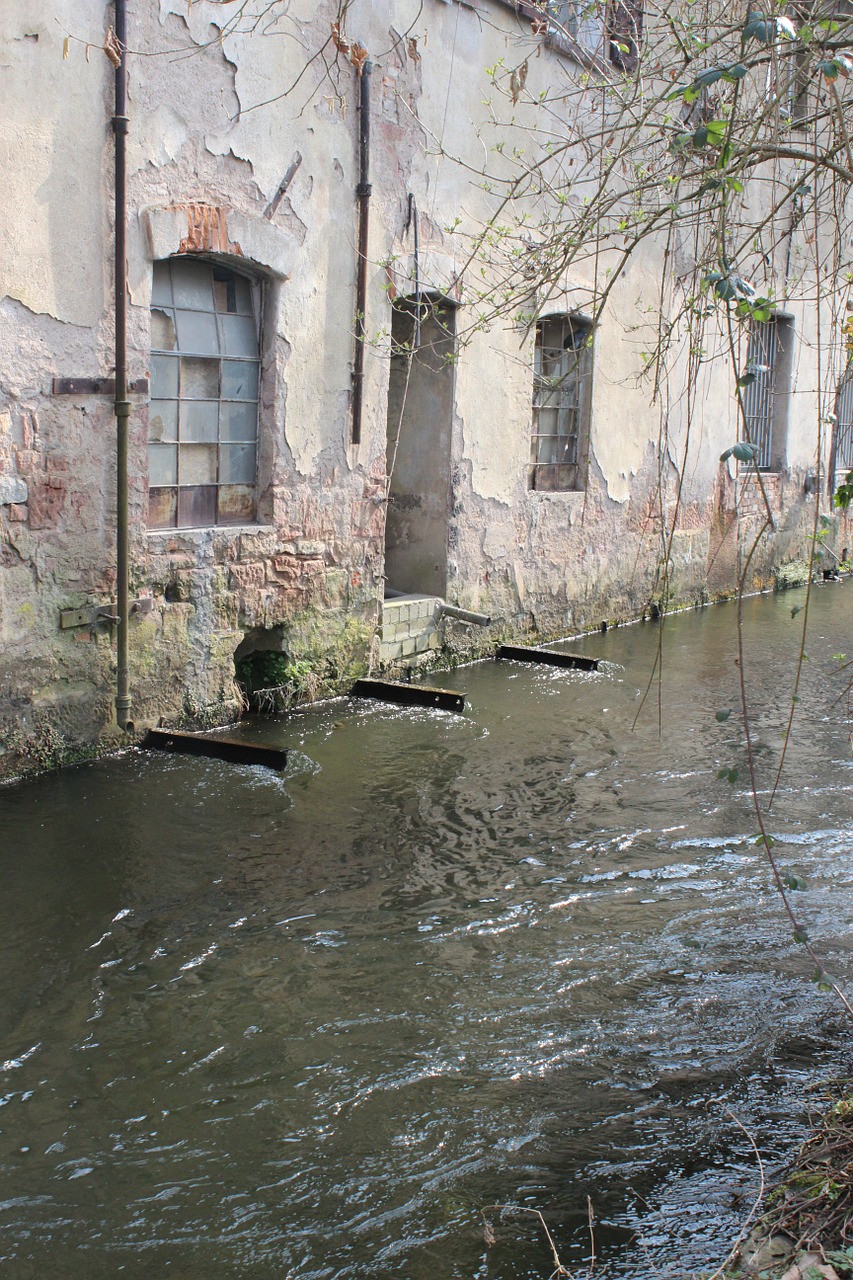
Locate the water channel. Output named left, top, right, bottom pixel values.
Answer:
left=2, top=584, right=853, bottom=1278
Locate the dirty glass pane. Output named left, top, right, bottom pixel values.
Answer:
left=150, top=355, right=179, bottom=398
left=218, top=313, right=258, bottom=358
left=150, top=308, right=177, bottom=351
left=180, top=357, right=219, bottom=399
left=220, top=443, right=256, bottom=484
left=218, top=484, right=255, bottom=525
left=221, top=361, right=259, bottom=401
left=175, top=308, right=219, bottom=356
left=178, top=485, right=217, bottom=527
left=148, top=443, right=178, bottom=485
left=171, top=260, right=214, bottom=310
left=149, top=400, right=178, bottom=443
left=148, top=485, right=177, bottom=528
left=151, top=262, right=173, bottom=307
left=181, top=400, right=219, bottom=443
left=180, top=443, right=217, bottom=485
left=220, top=400, right=257, bottom=441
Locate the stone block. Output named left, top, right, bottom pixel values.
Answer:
left=27, top=478, right=64, bottom=530
left=401, top=637, right=416, bottom=657
left=0, top=476, right=27, bottom=505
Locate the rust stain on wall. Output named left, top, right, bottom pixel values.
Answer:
left=173, top=203, right=243, bottom=256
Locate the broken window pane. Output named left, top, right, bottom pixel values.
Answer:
left=150, top=308, right=177, bottom=351
left=149, top=400, right=178, bottom=442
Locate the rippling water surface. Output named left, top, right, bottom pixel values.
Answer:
left=2, top=585, right=853, bottom=1278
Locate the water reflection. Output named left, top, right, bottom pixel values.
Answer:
left=1, top=586, right=852, bottom=1278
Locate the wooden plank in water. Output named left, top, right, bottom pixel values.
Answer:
left=143, top=728, right=288, bottom=771
left=497, top=645, right=599, bottom=672
left=351, top=678, right=466, bottom=714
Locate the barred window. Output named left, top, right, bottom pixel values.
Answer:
left=543, top=1, right=642, bottom=69
left=148, top=259, right=261, bottom=529
left=529, top=316, right=592, bottom=492
left=835, top=362, right=853, bottom=473
left=741, top=316, right=793, bottom=471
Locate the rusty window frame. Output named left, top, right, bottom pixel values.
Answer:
left=147, top=258, right=261, bottom=530
left=529, top=315, right=592, bottom=492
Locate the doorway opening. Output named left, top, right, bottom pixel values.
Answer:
left=384, top=294, right=457, bottom=598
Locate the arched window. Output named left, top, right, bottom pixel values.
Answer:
left=148, top=258, right=261, bottom=528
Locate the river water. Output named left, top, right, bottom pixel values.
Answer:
left=2, top=584, right=853, bottom=1279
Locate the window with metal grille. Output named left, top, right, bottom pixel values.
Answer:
left=148, top=259, right=261, bottom=530
left=741, top=316, right=792, bottom=470
left=835, top=362, right=853, bottom=473
left=530, top=316, right=592, bottom=491
left=542, top=0, right=642, bottom=69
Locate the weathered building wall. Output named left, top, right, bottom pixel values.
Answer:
left=0, top=0, right=832, bottom=775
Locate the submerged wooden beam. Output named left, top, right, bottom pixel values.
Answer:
left=351, top=678, right=466, bottom=713
left=143, top=728, right=288, bottom=771
left=496, top=645, right=599, bottom=672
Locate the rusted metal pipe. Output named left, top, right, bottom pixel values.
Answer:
left=113, top=0, right=132, bottom=730
left=439, top=604, right=493, bottom=627
left=351, top=60, right=372, bottom=446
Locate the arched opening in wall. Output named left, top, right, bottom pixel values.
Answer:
left=233, top=628, right=317, bottom=714
left=384, top=292, right=457, bottom=598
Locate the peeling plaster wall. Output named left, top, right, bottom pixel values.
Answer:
left=0, top=0, right=831, bottom=772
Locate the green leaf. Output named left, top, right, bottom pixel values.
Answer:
left=732, top=441, right=759, bottom=462
left=694, top=68, right=724, bottom=89
left=737, top=372, right=756, bottom=388
left=783, top=874, right=808, bottom=890
left=717, top=766, right=739, bottom=783
left=791, top=605, right=802, bottom=618
left=692, top=126, right=709, bottom=148
left=728, top=63, right=749, bottom=80
left=715, top=709, right=732, bottom=721
left=793, top=927, right=809, bottom=943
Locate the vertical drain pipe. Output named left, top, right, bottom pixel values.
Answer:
left=351, top=60, right=372, bottom=445
left=113, top=0, right=132, bottom=730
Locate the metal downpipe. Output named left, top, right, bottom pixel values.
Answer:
left=351, top=60, right=372, bottom=446
left=113, top=0, right=132, bottom=730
